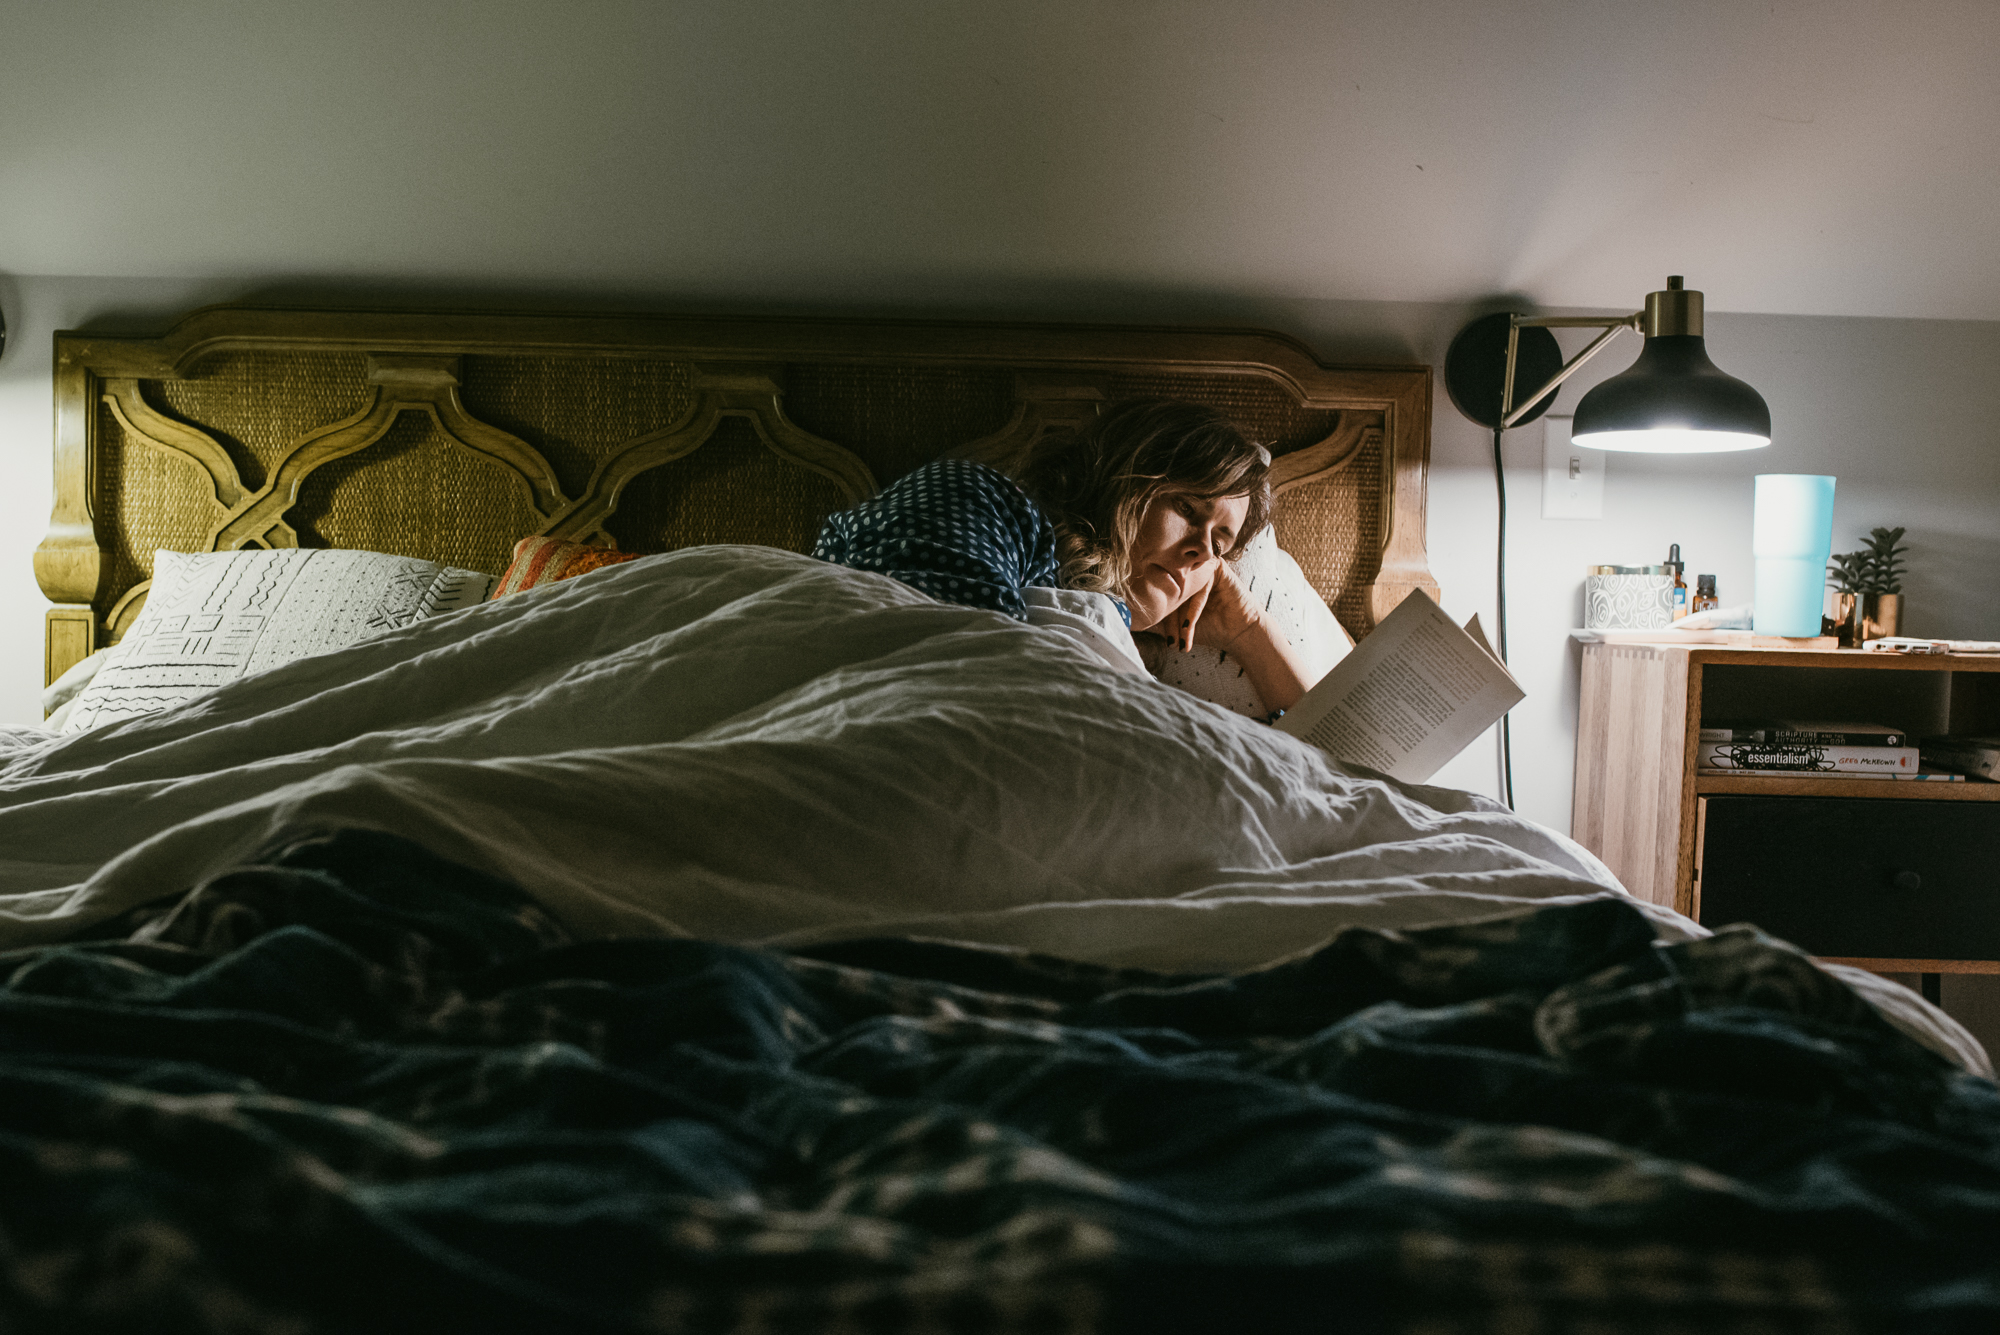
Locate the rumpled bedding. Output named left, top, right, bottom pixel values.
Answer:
left=0, top=545, right=1981, bottom=1074
left=3, top=828, right=1994, bottom=1332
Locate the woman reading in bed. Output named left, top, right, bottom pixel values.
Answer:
left=813, top=398, right=1316, bottom=714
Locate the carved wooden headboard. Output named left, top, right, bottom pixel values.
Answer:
left=35, top=306, right=1438, bottom=686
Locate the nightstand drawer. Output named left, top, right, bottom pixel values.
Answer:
left=1698, top=797, right=2000, bottom=960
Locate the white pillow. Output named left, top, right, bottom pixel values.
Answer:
left=63, top=548, right=495, bottom=733
left=1137, top=527, right=1352, bottom=718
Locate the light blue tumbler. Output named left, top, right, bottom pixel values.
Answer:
left=1753, top=474, right=1836, bottom=637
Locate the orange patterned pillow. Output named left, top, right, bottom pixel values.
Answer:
left=490, top=536, right=642, bottom=599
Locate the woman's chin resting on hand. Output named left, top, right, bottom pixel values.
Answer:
left=1129, top=511, right=1313, bottom=716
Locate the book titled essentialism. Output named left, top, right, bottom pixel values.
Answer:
left=1696, top=740, right=1920, bottom=773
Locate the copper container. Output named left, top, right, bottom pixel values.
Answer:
left=1828, top=591, right=1904, bottom=645
left=1854, top=593, right=1903, bottom=643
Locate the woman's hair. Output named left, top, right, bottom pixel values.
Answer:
left=1016, top=398, right=1272, bottom=596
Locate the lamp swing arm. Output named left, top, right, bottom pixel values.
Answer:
left=1498, top=313, right=1644, bottom=430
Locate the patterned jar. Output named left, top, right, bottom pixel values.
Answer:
left=1584, top=565, right=1678, bottom=630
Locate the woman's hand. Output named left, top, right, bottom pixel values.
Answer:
left=1160, top=557, right=1259, bottom=654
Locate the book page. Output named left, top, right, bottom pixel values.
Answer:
left=1275, top=592, right=1525, bottom=783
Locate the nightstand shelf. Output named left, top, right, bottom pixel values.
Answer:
left=1573, top=642, right=2000, bottom=977
left=1693, top=773, right=2000, bottom=801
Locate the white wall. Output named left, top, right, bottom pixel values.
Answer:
left=8, top=1, right=2000, bottom=322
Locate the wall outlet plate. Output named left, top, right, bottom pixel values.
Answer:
left=1542, top=416, right=1604, bottom=520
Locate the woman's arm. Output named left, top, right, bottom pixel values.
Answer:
left=1208, top=614, right=1314, bottom=715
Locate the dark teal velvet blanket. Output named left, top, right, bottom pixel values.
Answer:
left=2, top=830, right=1996, bottom=1333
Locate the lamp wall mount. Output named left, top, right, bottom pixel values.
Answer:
left=1442, top=307, right=1642, bottom=432
left=1443, top=312, right=1563, bottom=431
left=1500, top=312, right=1642, bottom=430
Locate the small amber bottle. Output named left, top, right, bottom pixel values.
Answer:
left=1691, top=574, right=1719, bottom=613
left=1666, top=544, right=1688, bottom=619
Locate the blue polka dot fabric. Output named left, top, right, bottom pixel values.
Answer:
left=815, top=459, right=1127, bottom=625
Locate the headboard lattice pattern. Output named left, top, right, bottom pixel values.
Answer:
left=38, top=308, right=1437, bottom=687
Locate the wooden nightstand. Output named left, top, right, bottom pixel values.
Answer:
left=1572, top=642, right=2000, bottom=994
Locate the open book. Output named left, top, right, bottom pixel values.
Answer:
left=1276, top=592, right=1524, bottom=783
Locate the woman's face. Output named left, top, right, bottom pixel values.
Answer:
left=1123, top=491, right=1250, bottom=632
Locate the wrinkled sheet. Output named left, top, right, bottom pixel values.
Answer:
left=0, top=546, right=1981, bottom=1071
left=6, top=828, right=1995, bottom=1332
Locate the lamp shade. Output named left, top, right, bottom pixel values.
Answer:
left=1571, top=279, right=1770, bottom=453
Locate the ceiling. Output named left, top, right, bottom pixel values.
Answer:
left=4, top=0, right=1997, bottom=320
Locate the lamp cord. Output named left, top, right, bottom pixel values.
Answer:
left=1491, top=425, right=1515, bottom=810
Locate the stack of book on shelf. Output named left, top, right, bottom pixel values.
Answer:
left=1696, top=720, right=1966, bottom=782
left=1919, top=736, right=2000, bottom=782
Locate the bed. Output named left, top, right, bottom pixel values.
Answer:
left=5, top=305, right=1998, bottom=1332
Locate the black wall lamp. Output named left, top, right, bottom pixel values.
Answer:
left=1441, top=277, right=1771, bottom=807
left=1446, top=276, right=1770, bottom=448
